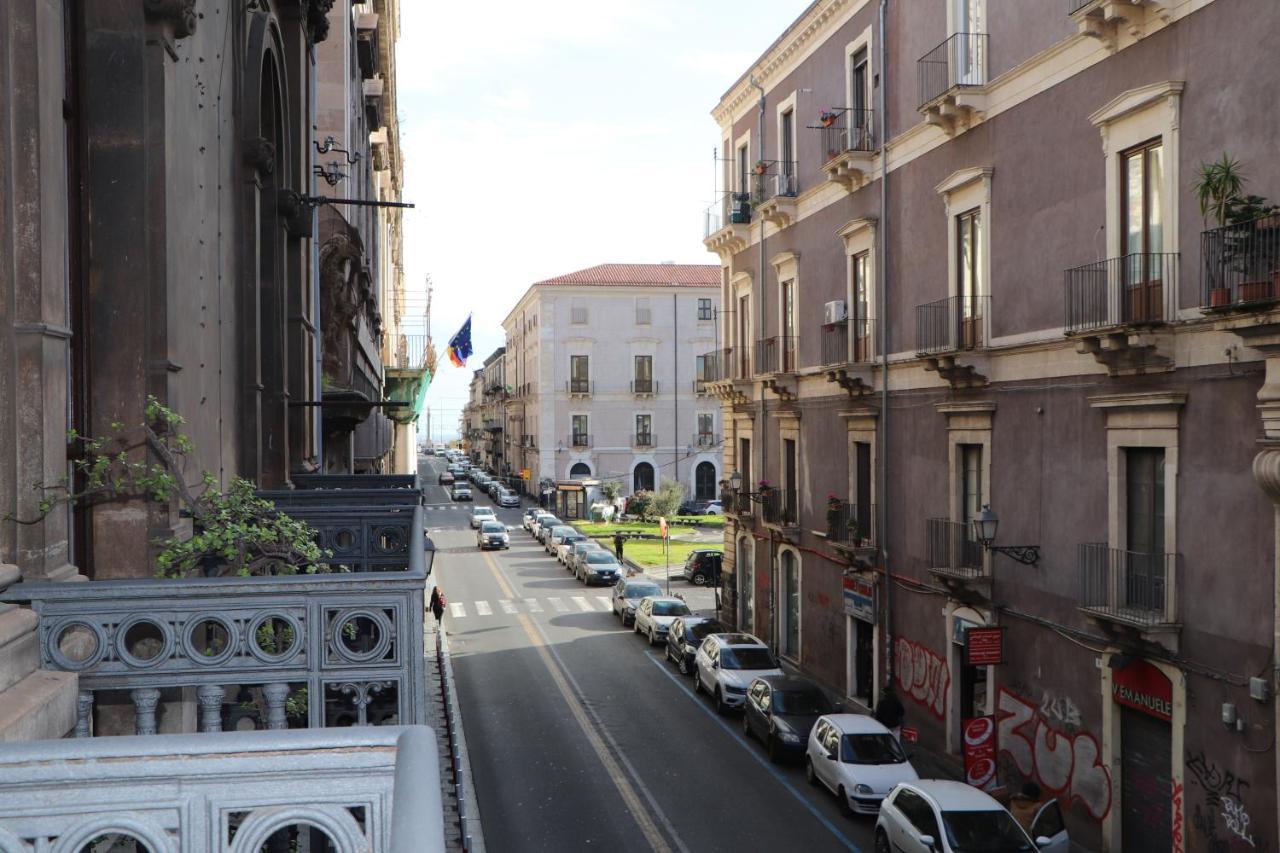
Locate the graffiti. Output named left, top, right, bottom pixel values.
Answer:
left=1186, top=752, right=1268, bottom=853
left=1187, top=750, right=1250, bottom=807
left=1037, top=688, right=1083, bottom=730
left=995, top=688, right=1112, bottom=821
left=1172, top=781, right=1184, bottom=853
left=894, top=638, right=949, bottom=720
left=1222, top=797, right=1255, bottom=847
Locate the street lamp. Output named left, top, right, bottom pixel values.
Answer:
left=729, top=471, right=743, bottom=491
left=971, top=504, right=1040, bottom=566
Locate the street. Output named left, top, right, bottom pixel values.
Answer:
left=421, top=457, right=874, bottom=853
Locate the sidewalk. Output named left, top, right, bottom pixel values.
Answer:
left=425, top=620, right=485, bottom=853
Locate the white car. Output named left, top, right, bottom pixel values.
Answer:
left=556, top=533, right=589, bottom=564
left=804, top=714, right=919, bottom=815
left=545, top=526, right=577, bottom=555
left=693, top=633, right=783, bottom=714
left=476, top=520, right=509, bottom=550
left=874, top=780, right=1068, bottom=853
left=633, top=596, right=693, bottom=645
left=469, top=506, right=496, bottom=529
left=704, top=500, right=724, bottom=515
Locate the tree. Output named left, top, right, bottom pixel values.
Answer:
left=627, top=490, right=653, bottom=520
left=650, top=481, right=684, bottom=521
left=600, top=479, right=621, bottom=503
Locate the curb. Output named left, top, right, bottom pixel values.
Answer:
left=437, top=628, right=486, bottom=853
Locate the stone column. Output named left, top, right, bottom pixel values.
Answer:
left=196, top=684, right=224, bottom=733
left=263, top=682, right=290, bottom=730
left=131, top=688, right=161, bottom=735
left=74, top=691, right=94, bottom=738
left=1252, top=444, right=1280, bottom=837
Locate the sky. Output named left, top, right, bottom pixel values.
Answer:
left=393, top=0, right=813, bottom=440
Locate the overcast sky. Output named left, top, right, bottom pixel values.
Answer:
left=393, top=0, right=812, bottom=441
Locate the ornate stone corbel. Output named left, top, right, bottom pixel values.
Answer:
left=242, top=137, right=276, bottom=176
left=143, top=0, right=197, bottom=40
left=304, top=0, right=337, bottom=43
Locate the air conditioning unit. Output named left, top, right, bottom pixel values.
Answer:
left=824, top=300, right=848, bottom=325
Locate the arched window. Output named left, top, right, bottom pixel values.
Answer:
left=569, top=462, right=591, bottom=479
left=633, top=462, right=655, bottom=492
left=695, top=461, right=716, bottom=500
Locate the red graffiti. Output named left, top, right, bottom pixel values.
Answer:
left=1172, top=781, right=1184, bottom=853
left=894, top=638, right=949, bottom=719
left=996, top=688, right=1112, bottom=821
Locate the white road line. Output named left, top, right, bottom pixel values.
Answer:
left=474, top=600, right=493, bottom=616
left=449, top=602, right=467, bottom=618
left=524, top=598, right=543, bottom=613
left=596, top=596, right=612, bottom=611
left=499, top=599, right=518, bottom=614
left=547, top=597, right=569, bottom=612
left=572, top=596, right=593, bottom=612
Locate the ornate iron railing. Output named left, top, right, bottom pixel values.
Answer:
left=815, top=107, right=875, bottom=163
left=631, top=379, right=657, bottom=395
left=916, top=295, right=988, bottom=355
left=1201, top=216, right=1280, bottom=309
left=756, top=336, right=798, bottom=374
left=761, top=489, right=798, bottom=527
left=1078, top=543, right=1178, bottom=627
left=926, top=518, right=985, bottom=578
left=1064, top=253, right=1178, bottom=333
left=827, top=501, right=875, bottom=547
left=918, top=32, right=988, bottom=108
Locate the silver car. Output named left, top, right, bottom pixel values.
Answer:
left=568, top=539, right=604, bottom=574
left=578, top=550, right=622, bottom=586
left=545, top=526, right=578, bottom=555
left=498, top=490, right=520, bottom=508
left=611, top=576, right=663, bottom=624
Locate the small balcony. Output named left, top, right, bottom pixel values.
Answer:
left=1069, top=0, right=1173, bottom=47
left=704, top=192, right=752, bottom=255
left=917, top=33, right=989, bottom=134
left=570, top=433, right=592, bottom=449
left=1201, top=216, right=1280, bottom=311
left=484, top=419, right=502, bottom=432
left=725, top=490, right=756, bottom=519
left=692, top=432, right=718, bottom=449
left=632, top=433, right=655, bottom=449
left=566, top=379, right=593, bottom=397
left=755, top=336, right=798, bottom=375
left=821, top=318, right=876, bottom=366
left=815, top=107, right=876, bottom=190
left=1078, top=543, right=1179, bottom=636
left=761, top=488, right=799, bottom=530
left=1064, top=253, right=1177, bottom=333
left=916, top=295, right=988, bottom=355
left=826, top=501, right=875, bottom=548
left=926, top=518, right=986, bottom=580
left=752, top=161, right=799, bottom=229
left=693, top=378, right=711, bottom=396
left=631, top=379, right=658, bottom=397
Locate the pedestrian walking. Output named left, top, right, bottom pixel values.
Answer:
left=613, top=531, right=625, bottom=561
left=874, top=682, right=905, bottom=743
left=429, top=586, right=446, bottom=624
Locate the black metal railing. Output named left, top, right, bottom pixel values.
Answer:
left=633, top=433, right=655, bottom=448
left=827, top=501, right=875, bottom=547
left=821, top=318, right=876, bottom=365
left=749, top=161, right=798, bottom=204
left=1201, top=216, right=1280, bottom=309
left=725, top=491, right=756, bottom=517
left=631, top=379, right=657, bottom=395
left=761, top=489, right=799, bottom=527
left=926, top=518, right=985, bottom=578
left=1068, top=0, right=1097, bottom=13
left=1064, top=253, right=1177, bottom=333
left=566, top=379, right=593, bottom=395
left=693, top=432, right=718, bottom=449
left=916, top=295, right=988, bottom=355
left=756, top=336, right=798, bottom=374
left=728, top=191, right=752, bottom=224
left=815, top=107, right=875, bottom=165
left=1078, top=543, right=1178, bottom=627
left=700, top=348, right=725, bottom=383
left=570, top=433, right=591, bottom=448
left=918, top=32, right=988, bottom=108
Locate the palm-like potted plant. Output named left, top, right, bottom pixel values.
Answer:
left=1194, top=154, right=1244, bottom=307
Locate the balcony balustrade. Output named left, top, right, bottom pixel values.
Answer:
left=755, top=336, right=798, bottom=375
left=1078, top=543, right=1178, bottom=628
left=917, top=32, right=988, bottom=109
left=692, top=432, right=718, bottom=449
left=631, top=379, right=658, bottom=395
left=817, top=107, right=875, bottom=164
left=826, top=501, right=875, bottom=547
left=1201, top=216, right=1280, bottom=309
left=916, top=295, right=988, bottom=355
left=1064, top=253, right=1178, bottom=333
left=633, top=433, right=655, bottom=449
left=761, top=488, right=798, bottom=528
left=566, top=379, right=594, bottom=396
left=821, top=319, right=876, bottom=365
left=926, top=518, right=985, bottom=579
left=725, top=491, right=756, bottom=518
left=751, top=162, right=799, bottom=228
left=570, top=433, right=592, bottom=448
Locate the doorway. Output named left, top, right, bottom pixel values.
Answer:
left=847, top=616, right=874, bottom=705
left=738, top=536, right=754, bottom=633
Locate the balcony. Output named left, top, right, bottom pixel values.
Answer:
left=693, top=378, right=711, bottom=395
left=1064, top=253, right=1177, bottom=375
left=815, top=107, right=876, bottom=190
left=827, top=501, right=875, bottom=547
left=632, top=433, right=655, bottom=449
left=755, top=336, right=798, bottom=375
left=926, top=518, right=986, bottom=581
left=631, top=379, right=658, bottom=397
left=704, top=192, right=752, bottom=256
left=725, top=490, right=757, bottom=520
left=692, top=432, right=718, bottom=449
left=916, top=295, right=987, bottom=355
left=1201, top=216, right=1280, bottom=310
left=917, top=33, right=989, bottom=134
left=821, top=318, right=876, bottom=366
left=485, top=419, right=502, bottom=431
left=703, top=346, right=754, bottom=405
left=752, top=161, right=799, bottom=229
left=355, top=10, right=380, bottom=79
left=761, top=488, right=799, bottom=534
left=566, top=379, right=593, bottom=397
left=1078, top=543, right=1179, bottom=642
left=1069, top=0, right=1172, bottom=49
left=570, top=433, right=592, bottom=448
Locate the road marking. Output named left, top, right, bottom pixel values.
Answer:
left=596, top=596, right=612, bottom=611
left=643, top=654, right=861, bottom=852
left=449, top=602, right=467, bottom=618
left=474, top=600, right=492, bottom=616
left=547, top=597, right=569, bottom=612
left=572, top=596, right=594, bottom=612
left=479, top=553, right=685, bottom=853
left=499, top=599, right=518, bottom=614
left=524, top=598, right=543, bottom=613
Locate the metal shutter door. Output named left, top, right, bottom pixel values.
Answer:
left=1120, top=706, right=1172, bottom=853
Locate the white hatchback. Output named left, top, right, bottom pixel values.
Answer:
left=804, top=714, right=919, bottom=815
left=693, top=633, right=783, bottom=714
left=469, top=506, right=496, bottom=529
left=632, top=596, right=692, bottom=645
left=874, top=780, right=1068, bottom=853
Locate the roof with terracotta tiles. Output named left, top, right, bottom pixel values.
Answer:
left=531, top=263, right=720, bottom=287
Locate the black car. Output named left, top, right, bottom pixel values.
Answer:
left=681, top=549, right=722, bottom=586
left=664, top=616, right=728, bottom=676
left=678, top=500, right=710, bottom=516
left=742, top=675, right=836, bottom=763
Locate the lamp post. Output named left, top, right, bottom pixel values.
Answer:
left=971, top=505, right=1040, bottom=566
left=729, top=471, right=743, bottom=492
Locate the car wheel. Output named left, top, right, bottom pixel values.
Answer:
left=648, top=629, right=657, bottom=646
left=691, top=572, right=707, bottom=586
left=874, top=830, right=890, bottom=853
left=804, top=758, right=818, bottom=787
left=633, top=620, right=641, bottom=635
left=678, top=655, right=690, bottom=676
left=693, top=672, right=703, bottom=694
left=714, top=688, right=727, bottom=716
left=837, top=787, right=853, bottom=817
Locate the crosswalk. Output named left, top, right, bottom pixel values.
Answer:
left=444, top=595, right=614, bottom=619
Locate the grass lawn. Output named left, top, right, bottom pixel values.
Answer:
left=672, top=515, right=726, bottom=527
left=594, top=538, right=718, bottom=571
left=573, top=520, right=697, bottom=538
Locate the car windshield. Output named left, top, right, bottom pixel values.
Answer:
left=941, top=811, right=1034, bottom=852
left=772, top=690, right=833, bottom=716
left=652, top=601, right=691, bottom=617
left=689, top=621, right=727, bottom=640
left=474, top=508, right=493, bottom=516
left=586, top=552, right=617, bottom=564
left=720, top=647, right=777, bottom=670
left=541, top=518, right=561, bottom=528
left=481, top=522, right=505, bottom=533
left=626, top=583, right=662, bottom=598
left=840, top=733, right=907, bottom=764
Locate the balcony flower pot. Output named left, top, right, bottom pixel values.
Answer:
left=819, top=110, right=837, bottom=128
left=1208, top=287, right=1231, bottom=308
left=1240, top=280, right=1272, bottom=303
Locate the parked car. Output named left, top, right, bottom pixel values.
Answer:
left=469, top=506, right=496, bottom=529
left=568, top=540, right=604, bottom=574
left=805, top=715, right=918, bottom=815
left=578, top=549, right=622, bottom=585
left=476, top=520, right=510, bottom=550
left=611, top=577, right=664, bottom=624
left=875, top=780, right=1067, bottom=853
left=681, top=549, right=723, bottom=586
left=488, top=481, right=504, bottom=499
left=498, top=489, right=520, bottom=508
left=663, top=617, right=728, bottom=676
left=633, top=596, right=692, bottom=645
left=450, top=483, right=472, bottom=502
left=703, top=500, right=723, bottom=515
left=545, top=526, right=578, bottom=555
left=678, top=500, right=711, bottom=516
left=438, top=471, right=455, bottom=486
left=556, top=533, right=588, bottom=564
left=693, top=634, right=783, bottom=715
left=535, top=516, right=564, bottom=545
left=744, top=676, right=837, bottom=763
left=522, top=508, right=543, bottom=531
left=529, top=512, right=556, bottom=537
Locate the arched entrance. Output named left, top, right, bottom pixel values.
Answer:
left=569, top=462, right=591, bottom=479
left=737, top=536, right=753, bottom=632
left=695, top=461, right=716, bottom=500
left=633, top=462, right=655, bottom=492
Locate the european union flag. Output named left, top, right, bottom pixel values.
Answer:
left=447, top=315, right=473, bottom=368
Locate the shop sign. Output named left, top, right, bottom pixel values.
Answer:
left=964, top=627, right=1005, bottom=666
left=842, top=575, right=875, bottom=621
left=1112, top=658, right=1173, bottom=721
left=962, top=716, right=998, bottom=791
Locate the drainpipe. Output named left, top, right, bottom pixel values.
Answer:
left=750, top=75, right=775, bottom=646
left=877, top=0, right=893, bottom=689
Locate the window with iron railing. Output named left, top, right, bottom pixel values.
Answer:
left=633, top=355, right=653, bottom=394
left=634, top=415, right=653, bottom=447
left=569, top=356, right=590, bottom=394
left=571, top=415, right=589, bottom=448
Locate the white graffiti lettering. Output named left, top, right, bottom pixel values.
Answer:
left=1222, top=797, right=1255, bottom=847
left=894, top=638, right=949, bottom=720
left=1038, top=689, right=1083, bottom=729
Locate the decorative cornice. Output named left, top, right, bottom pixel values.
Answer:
left=935, top=166, right=993, bottom=198
left=936, top=401, right=997, bottom=415
left=1089, top=80, right=1184, bottom=129
left=1088, top=391, right=1186, bottom=410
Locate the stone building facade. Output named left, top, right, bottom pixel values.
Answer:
left=704, top=1, right=1279, bottom=849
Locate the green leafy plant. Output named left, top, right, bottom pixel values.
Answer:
left=600, top=480, right=621, bottom=503
left=626, top=490, right=653, bottom=520
left=1194, top=153, right=1246, bottom=227
left=5, top=397, right=330, bottom=578
left=649, top=481, right=684, bottom=521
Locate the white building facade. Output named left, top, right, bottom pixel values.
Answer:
left=502, top=264, right=723, bottom=500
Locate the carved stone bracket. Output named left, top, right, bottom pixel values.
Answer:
left=143, top=0, right=197, bottom=40
left=704, top=224, right=751, bottom=258
left=921, top=90, right=988, bottom=137
left=1072, top=0, right=1173, bottom=51
left=303, top=0, right=337, bottom=44
left=1072, top=330, right=1173, bottom=377
left=923, top=355, right=988, bottom=389
left=825, top=367, right=873, bottom=398
left=755, top=195, right=797, bottom=230
left=822, top=150, right=876, bottom=191
left=242, top=136, right=276, bottom=176
left=763, top=376, right=797, bottom=402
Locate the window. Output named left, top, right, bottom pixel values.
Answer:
left=780, top=109, right=795, bottom=193
left=569, top=462, right=591, bottom=479
left=695, top=461, right=716, bottom=500
left=737, top=144, right=749, bottom=196
left=635, top=298, right=651, bottom=325
left=695, top=354, right=709, bottom=391
left=635, top=414, right=652, bottom=447
left=737, top=294, right=752, bottom=377
left=572, top=415, right=589, bottom=446
left=569, top=355, right=589, bottom=394
left=850, top=47, right=871, bottom=148
left=959, top=443, right=983, bottom=529
left=633, top=462, right=655, bottom=492
left=781, top=280, right=796, bottom=371
left=781, top=550, right=800, bottom=659
left=739, top=437, right=751, bottom=488
left=633, top=355, right=653, bottom=394
left=784, top=438, right=797, bottom=521
left=852, top=251, right=872, bottom=361
left=697, top=298, right=713, bottom=321
left=1125, top=447, right=1166, bottom=610
left=697, top=413, right=714, bottom=446
left=1122, top=139, right=1166, bottom=323
left=956, top=208, right=984, bottom=349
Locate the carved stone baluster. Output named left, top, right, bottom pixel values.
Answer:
left=263, top=683, right=290, bottom=730
left=197, top=685, right=225, bottom=733
left=131, top=688, right=161, bottom=735
left=74, top=691, right=94, bottom=738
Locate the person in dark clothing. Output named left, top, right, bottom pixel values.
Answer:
left=429, top=586, right=446, bottom=624
left=613, top=532, right=625, bottom=560
left=874, top=683, right=906, bottom=741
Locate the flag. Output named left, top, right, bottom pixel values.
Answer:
left=447, top=316, right=473, bottom=368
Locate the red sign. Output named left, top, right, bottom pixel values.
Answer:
left=964, top=627, right=1005, bottom=666
left=1112, top=658, right=1172, bottom=721
left=900, top=726, right=919, bottom=744
left=962, top=716, right=998, bottom=791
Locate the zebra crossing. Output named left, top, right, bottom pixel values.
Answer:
left=445, top=595, right=614, bottom=619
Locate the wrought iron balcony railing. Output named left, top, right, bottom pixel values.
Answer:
left=633, top=433, right=655, bottom=448
left=1064, top=253, right=1178, bottom=333
left=756, top=335, right=798, bottom=374
left=761, top=488, right=798, bottom=527
left=692, top=432, right=718, bottom=449
left=726, top=491, right=756, bottom=517
left=750, top=160, right=799, bottom=202
left=570, top=433, right=592, bottom=448
left=822, top=318, right=876, bottom=365
left=631, top=379, right=657, bottom=395
left=566, top=379, right=594, bottom=396
left=827, top=501, right=875, bottom=547
left=918, top=32, right=988, bottom=108
left=815, top=107, right=875, bottom=164
left=1078, top=543, right=1178, bottom=628
left=916, top=295, right=988, bottom=355
left=1201, top=216, right=1280, bottom=309
left=926, top=518, right=985, bottom=578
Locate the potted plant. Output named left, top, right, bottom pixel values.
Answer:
left=826, top=493, right=843, bottom=530
left=819, top=109, right=838, bottom=128
left=1194, top=154, right=1244, bottom=307
left=757, top=479, right=773, bottom=497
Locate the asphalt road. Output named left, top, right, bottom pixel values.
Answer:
left=421, top=456, right=877, bottom=853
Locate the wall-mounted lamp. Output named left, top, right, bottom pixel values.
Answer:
left=972, top=505, right=1040, bottom=566
left=729, top=471, right=743, bottom=491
